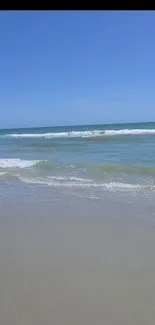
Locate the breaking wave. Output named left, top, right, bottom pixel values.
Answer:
left=0, top=158, right=39, bottom=168
left=2, top=128, right=155, bottom=139
left=1, top=159, right=155, bottom=176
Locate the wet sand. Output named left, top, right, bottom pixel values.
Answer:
left=0, top=189, right=155, bottom=325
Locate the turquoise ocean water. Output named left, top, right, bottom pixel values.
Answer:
left=0, top=122, right=155, bottom=197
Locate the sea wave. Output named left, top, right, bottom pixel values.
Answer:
left=0, top=158, right=40, bottom=168
left=35, top=161, right=155, bottom=176
left=1, top=159, right=155, bottom=177
left=15, top=176, right=155, bottom=191
left=0, top=171, right=7, bottom=176
left=0, top=169, right=155, bottom=191
left=2, top=128, right=155, bottom=139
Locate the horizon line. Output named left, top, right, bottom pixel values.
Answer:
left=0, top=120, right=155, bottom=131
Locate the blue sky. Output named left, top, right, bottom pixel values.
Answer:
left=0, top=10, right=155, bottom=128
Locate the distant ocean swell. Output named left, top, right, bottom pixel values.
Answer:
left=2, top=128, right=155, bottom=139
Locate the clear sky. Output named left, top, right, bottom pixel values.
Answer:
left=0, top=10, right=155, bottom=128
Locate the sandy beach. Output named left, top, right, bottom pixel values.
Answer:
left=0, top=186, right=155, bottom=325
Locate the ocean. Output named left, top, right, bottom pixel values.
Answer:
left=0, top=121, right=155, bottom=195
left=0, top=122, right=155, bottom=325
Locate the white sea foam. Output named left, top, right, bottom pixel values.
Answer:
left=3, top=129, right=155, bottom=139
left=104, top=129, right=155, bottom=136
left=0, top=159, right=39, bottom=169
left=0, top=172, right=7, bottom=176
left=49, top=176, right=93, bottom=182
left=18, top=175, right=153, bottom=191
